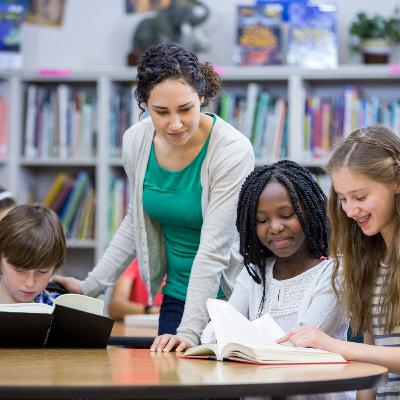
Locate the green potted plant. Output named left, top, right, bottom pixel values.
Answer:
left=349, top=10, right=400, bottom=64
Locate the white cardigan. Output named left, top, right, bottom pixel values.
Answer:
left=79, top=114, right=255, bottom=345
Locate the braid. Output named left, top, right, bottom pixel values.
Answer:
left=236, top=160, right=328, bottom=316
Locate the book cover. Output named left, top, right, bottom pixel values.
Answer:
left=0, top=293, right=114, bottom=348
left=234, top=5, right=283, bottom=66
left=43, top=172, right=67, bottom=206
left=0, top=1, right=26, bottom=70
left=287, top=1, right=337, bottom=69
left=182, top=299, right=347, bottom=365
left=0, top=97, right=8, bottom=158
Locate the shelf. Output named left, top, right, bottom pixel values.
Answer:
left=1, top=66, right=397, bottom=275
left=20, top=158, right=97, bottom=167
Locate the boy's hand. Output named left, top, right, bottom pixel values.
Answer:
left=150, top=334, right=192, bottom=353
left=52, top=276, right=82, bottom=294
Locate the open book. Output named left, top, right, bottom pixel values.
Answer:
left=182, top=299, right=347, bottom=365
left=0, top=293, right=114, bottom=348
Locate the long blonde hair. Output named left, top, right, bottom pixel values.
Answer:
left=327, top=125, right=400, bottom=334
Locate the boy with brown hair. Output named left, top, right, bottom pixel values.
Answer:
left=0, top=204, right=66, bottom=305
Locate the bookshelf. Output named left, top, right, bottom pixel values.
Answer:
left=1, top=65, right=399, bottom=277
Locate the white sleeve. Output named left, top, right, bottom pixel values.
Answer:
left=298, top=261, right=349, bottom=340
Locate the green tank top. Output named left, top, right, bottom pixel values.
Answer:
left=143, top=116, right=223, bottom=301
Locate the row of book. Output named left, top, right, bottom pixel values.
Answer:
left=19, top=82, right=400, bottom=163
left=0, top=96, right=8, bottom=159
left=217, top=84, right=288, bottom=160
left=43, top=172, right=95, bottom=240
left=304, top=85, right=400, bottom=159
left=109, top=85, right=141, bottom=158
left=24, top=85, right=97, bottom=159
left=108, top=176, right=129, bottom=238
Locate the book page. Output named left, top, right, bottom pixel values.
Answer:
left=54, top=293, right=104, bottom=316
left=206, top=299, right=285, bottom=351
left=183, top=343, right=219, bottom=358
left=0, top=302, right=53, bottom=313
left=251, top=312, right=286, bottom=342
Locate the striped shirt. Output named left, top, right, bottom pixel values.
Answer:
left=372, top=265, right=400, bottom=399
left=34, top=290, right=60, bottom=306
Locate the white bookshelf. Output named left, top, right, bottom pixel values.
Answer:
left=1, top=65, right=399, bottom=277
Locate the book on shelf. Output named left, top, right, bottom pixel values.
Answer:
left=0, top=293, right=114, bottom=348
left=43, top=172, right=95, bottom=239
left=0, top=97, right=8, bottom=158
left=234, top=4, right=283, bottom=66
left=287, top=1, right=337, bottom=69
left=182, top=299, right=347, bottom=365
left=109, top=176, right=129, bottom=237
left=23, top=84, right=97, bottom=159
left=0, top=2, right=25, bottom=70
left=124, top=314, right=159, bottom=329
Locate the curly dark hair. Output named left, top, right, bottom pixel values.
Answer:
left=134, top=42, right=221, bottom=113
left=236, top=160, right=328, bottom=315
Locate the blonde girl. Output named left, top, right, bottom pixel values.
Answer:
left=278, top=126, right=400, bottom=399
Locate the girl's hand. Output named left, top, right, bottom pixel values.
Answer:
left=150, top=334, right=192, bottom=353
left=52, top=275, right=82, bottom=294
left=277, top=325, right=338, bottom=353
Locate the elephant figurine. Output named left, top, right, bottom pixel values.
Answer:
left=128, top=0, right=210, bottom=65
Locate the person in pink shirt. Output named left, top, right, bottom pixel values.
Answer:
left=108, top=258, right=163, bottom=320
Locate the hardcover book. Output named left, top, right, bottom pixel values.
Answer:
left=234, top=4, right=283, bottom=65
left=0, top=293, right=114, bottom=348
left=287, top=1, right=337, bottom=68
left=182, top=299, right=347, bottom=365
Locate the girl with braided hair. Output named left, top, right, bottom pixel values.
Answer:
left=202, top=160, right=349, bottom=358
left=279, top=126, right=400, bottom=399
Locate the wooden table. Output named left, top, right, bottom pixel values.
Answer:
left=0, top=348, right=387, bottom=399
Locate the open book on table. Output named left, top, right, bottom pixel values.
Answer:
left=0, top=293, right=114, bottom=348
left=182, top=299, right=347, bottom=365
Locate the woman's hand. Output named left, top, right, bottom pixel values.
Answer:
left=150, top=334, right=193, bottom=353
left=277, top=325, right=339, bottom=353
left=52, top=275, right=82, bottom=294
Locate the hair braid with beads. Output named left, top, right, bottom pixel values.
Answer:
left=236, top=160, right=328, bottom=315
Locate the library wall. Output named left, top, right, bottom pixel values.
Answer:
left=22, top=0, right=400, bottom=70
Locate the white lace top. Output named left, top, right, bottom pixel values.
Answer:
left=260, top=260, right=324, bottom=332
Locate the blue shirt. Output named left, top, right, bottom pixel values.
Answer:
left=34, top=290, right=60, bottom=305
